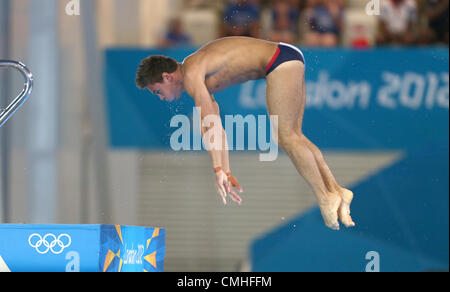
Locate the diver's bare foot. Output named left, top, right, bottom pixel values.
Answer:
left=318, top=193, right=342, bottom=230
left=338, top=188, right=355, bottom=228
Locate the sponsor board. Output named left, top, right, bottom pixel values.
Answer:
left=0, top=224, right=165, bottom=272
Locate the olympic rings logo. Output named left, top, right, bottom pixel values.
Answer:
left=28, top=233, right=72, bottom=255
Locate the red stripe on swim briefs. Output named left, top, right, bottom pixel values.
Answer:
left=266, top=47, right=280, bottom=73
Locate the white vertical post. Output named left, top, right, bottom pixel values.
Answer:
left=0, top=0, right=10, bottom=223
left=27, top=0, right=59, bottom=223
left=139, top=0, right=170, bottom=46
left=97, top=0, right=116, bottom=48
left=81, top=0, right=112, bottom=224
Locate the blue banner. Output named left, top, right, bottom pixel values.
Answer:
left=105, top=47, right=449, bottom=150
left=0, top=224, right=165, bottom=272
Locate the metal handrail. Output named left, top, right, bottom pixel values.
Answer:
left=0, top=60, right=33, bottom=128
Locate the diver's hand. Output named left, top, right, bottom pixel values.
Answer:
left=226, top=172, right=243, bottom=205
left=214, top=168, right=243, bottom=205
left=214, top=167, right=229, bottom=205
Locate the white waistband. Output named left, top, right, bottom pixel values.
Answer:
left=279, top=42, right=305, bottom=64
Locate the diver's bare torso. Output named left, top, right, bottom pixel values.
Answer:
left=182, top=37, right=278, bottom=94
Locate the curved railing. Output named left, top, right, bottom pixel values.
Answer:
left=0, top=60, right=33, bottom=128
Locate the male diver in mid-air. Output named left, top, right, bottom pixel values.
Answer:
left=135, top=37, right=355, bottom=230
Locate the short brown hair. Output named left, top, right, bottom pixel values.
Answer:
left=135, top=55, right=178, bottom=89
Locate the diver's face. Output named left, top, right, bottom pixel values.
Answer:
left=147, top=75, right=182, bottom=102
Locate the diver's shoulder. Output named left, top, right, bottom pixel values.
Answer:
left=182, top=54, right=206, bottom=80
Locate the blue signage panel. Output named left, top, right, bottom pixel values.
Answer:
left=0, top=224, right=165, bottom=272
left=105, top=47, right=449, bottom=150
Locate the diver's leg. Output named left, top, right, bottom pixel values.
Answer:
left=266, top=61, right=347, bottom=229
